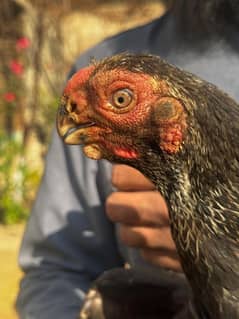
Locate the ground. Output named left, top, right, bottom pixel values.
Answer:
left=0, top=224, right=24, bottom=319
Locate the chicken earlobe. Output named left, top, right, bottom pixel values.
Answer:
left=152, top=97, right=187, bottom=154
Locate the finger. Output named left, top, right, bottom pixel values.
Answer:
left=112, top=165, right=155, bottom=191
left=106, top=191, right=169, bottom=226
left=118, top=224, right=176, bottom=251
left=141, top=248, right=182, bottom=272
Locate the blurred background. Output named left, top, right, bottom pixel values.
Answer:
left=0, top=0, right=165, bottom=318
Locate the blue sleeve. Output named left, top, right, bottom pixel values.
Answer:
left=16, top=128, right=124, bottom=319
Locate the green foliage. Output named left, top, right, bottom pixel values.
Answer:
left=0, top=132, right=40, bottom=224
left=36, top=94, right=60, bottom=146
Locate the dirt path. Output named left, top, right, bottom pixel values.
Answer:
left=0, top=224, right=25, bottom=319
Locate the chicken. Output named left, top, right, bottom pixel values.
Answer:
left=79, top=266, right=189, bottom=319
left=57, top=53, right=239, bottom=318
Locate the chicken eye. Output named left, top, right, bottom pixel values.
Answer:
left=111, top=89, right=133, bottom=109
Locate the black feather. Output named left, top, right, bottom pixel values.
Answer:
left=92, top=54, right=239, bottom=318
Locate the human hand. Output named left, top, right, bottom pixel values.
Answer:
left=106, top=165, right=182, bottom=272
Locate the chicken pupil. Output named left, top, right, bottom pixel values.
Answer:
left=117, top=96, right=124, bottom=104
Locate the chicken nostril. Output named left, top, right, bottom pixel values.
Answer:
left=70, top=101, right=77, bottom=112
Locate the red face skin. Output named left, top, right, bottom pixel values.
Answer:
left=58, top=66, right=187, bottom=161
left=89, top=69, right=160, bottom=127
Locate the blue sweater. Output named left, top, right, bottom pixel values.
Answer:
left=17, top=12, right=239, bottom=319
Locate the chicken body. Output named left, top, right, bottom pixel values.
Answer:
left=57, top=53, right=239, bottom=318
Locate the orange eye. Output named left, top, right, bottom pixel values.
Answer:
left=111, top=89, right=133, bottom=109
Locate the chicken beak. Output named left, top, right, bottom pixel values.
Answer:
left=56, top=100, right=95, bottom=145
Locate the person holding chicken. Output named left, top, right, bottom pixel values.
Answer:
left=17, top=1, right=239, bottom=318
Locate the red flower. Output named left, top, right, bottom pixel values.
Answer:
left=9, top=60, right=24, bottom=76
left=3, top=92, right=16, bottom=103
left=16, top=37, right=30, bottom=50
